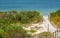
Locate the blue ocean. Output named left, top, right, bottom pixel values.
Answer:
left=0, top=0, right=60, bottom=15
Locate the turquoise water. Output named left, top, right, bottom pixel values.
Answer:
left=0, top=0, right=60, bottom=15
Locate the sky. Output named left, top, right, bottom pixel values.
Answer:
left=0, top=0, right=60, bottom=15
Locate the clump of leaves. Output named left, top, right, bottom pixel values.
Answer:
left=38, top=32, right=52, bottom=38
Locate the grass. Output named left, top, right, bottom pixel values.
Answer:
left=38, top=32, right=52, bottom=38
left=29, top=29, right=37, bottom=33
left=27, top=29, right=37, bottom=35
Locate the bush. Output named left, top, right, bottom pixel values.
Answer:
left=0, top=24, right=30, bottom=38
left=0, top=29, right=6, bottom=38
left=38, top=32, right=52, bottom=38
left=5, top=25, right=30, bottom=38
left=49, top=10, right=60, bottom=28
left=29, top=29, right=36, bottom=33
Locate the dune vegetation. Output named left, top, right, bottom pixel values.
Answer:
left=0, top=10, right=42, bottom=24
left=38, top=32, right=52, bottom=38
left=49, top=10, right=60, bottom=28
left=0, top=10, right=42, bottom=38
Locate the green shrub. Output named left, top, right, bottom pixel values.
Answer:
left=38, top=32, right=52, bottom=38
left=0, top=29, right=6, bottom=38
left=29, top=29, right=36, bottom=33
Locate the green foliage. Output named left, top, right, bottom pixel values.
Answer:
left=0, top=29, right=6, bottom=38
left=18, top=10, right=42, bottom=24
left=0, top=10, right=42, bottom=38
left=0, top=24, right=30, bottom=38
left=50, top=9, right=60, bottom=28
left=38, top=32, right=52, bottom=38
left=5, top=25, right=29, bottom=38
left=0, top=10, right=42, bottom=24
left=29, top=29, right=36, bottom=33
